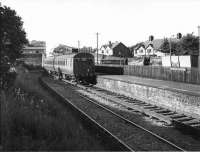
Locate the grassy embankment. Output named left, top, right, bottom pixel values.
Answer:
left=1, top=65, right=105, bottom=151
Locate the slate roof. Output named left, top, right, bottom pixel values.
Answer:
left=111, top=42, right=120, bottom=49
left=100, top=41, right=121, bottom=50
left=131, top=38, right=179, bottom=51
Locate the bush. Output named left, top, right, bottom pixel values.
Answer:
left=1, top=87, right=66, bottom=150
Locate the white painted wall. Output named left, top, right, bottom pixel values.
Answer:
left=134, top=46, right=146, bottom=57
left=146, top=45, right=154, bottom=56
left=162, top=56, right=191, bottom=67
left=99, top=47, right=106, bottom=55
left=179, top=56, right=191, bottom=67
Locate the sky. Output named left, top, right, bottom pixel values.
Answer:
left=2, top=0, right=200, bottom=55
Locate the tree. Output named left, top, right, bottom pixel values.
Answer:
left=176, top=34, right=199, bottom=55
left=0, top=5, right=28, bottom=63
left=159, top=38, right=177, bottom=54
left=0, top=5, right=28, bottom=89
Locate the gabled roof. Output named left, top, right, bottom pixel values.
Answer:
left=143, top=39, right=164, bottom=50
left=131, top=43, right=145, bottom=50
left=100, top=41, right=122, bottom=50
left=145, top=38, right=179, bottom=50
left=111, top=42, right=120, bottom=49
left=132, top=38, right=179, bottom=51
left=100, top=45, right=107, bottom=50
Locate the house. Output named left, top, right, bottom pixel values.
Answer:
left=131, top=39, right=172, bottom=57
left=99, top=41, right=130, bottom=57
left=132, top=44, right=146, bottom=57
left=99, top=45, right=110, bottom=55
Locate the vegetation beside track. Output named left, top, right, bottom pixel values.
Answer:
left=1, top=65, right=106, bottom=151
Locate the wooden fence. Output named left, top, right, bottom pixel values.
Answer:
left=124, top=65, right=200, bottom=84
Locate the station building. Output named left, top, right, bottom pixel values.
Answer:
left=20, top=40, right=46, bottom=66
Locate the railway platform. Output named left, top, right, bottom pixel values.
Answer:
left=96, top=75, right=200, bottom=119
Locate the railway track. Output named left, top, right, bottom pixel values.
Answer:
left=88, top=86, right=200, bottom=126
left=63, top=78, right=200, bottom=130
left=39, top=77, right=133, bottom=151
left=42, top=76, right=186, bottom=151
left=63, top=79, right=188, bottom=151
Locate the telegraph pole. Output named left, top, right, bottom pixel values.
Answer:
left=78, top=40, right=80, bottom=51
left=96, top=32, right=99, bottom=64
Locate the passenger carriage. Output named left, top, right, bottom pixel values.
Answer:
left=43, top=52, right=96, bottom=84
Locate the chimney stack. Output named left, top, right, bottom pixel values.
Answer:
left=108, top=41, right=112, bottom=47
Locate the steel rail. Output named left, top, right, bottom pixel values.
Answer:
left=62, top=79, right=186, bottom=151
left=40, top=77, right=134, bottom=152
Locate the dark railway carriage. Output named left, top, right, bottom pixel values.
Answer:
left=43, top=52, right=96, bottom=84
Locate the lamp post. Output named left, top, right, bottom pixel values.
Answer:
left=169, top=33, right=182, bottom=67
left=169, top=37, right=172, bottom=67
left=177, top=33, right=182, bottom=68
left=169, top=34, right=175, bottom=67
left=96, top=32, right=99, bottom=64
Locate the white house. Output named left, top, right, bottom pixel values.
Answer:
left=134, top=45, right=146, bottom=57
left=99, top=41, right=130, bottom=57
left=145, top=44, right=154, bottom=56
left=132, top=39, right=167, bottom=57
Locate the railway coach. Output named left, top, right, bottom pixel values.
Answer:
left=43, top=52, right=97, bottom=84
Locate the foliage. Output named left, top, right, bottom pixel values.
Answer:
left=176, top=34, right=199, bottom=55
left=159, top=38, right=177, bottom=54
left=0, top=5, right=28, bottom=63
left=159, top=34, right=199, bottom=55
left=0, top=5, right=27, bottom=90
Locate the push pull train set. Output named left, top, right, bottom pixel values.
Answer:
left=43, top=52, right=97, bottom=85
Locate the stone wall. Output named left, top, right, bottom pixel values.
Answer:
left=97, top=77, right=200, bottom=119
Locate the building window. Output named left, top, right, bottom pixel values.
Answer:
left=140, top=49, right=143, bottom=53
left=135, top=50, right=137, bottom=54
left=147, top=49, right=151, bottom=53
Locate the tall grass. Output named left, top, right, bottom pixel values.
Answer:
left=1, top=65, right=106, bottom=150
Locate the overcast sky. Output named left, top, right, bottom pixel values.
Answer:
left=2, top=0, right=200, bottom=54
